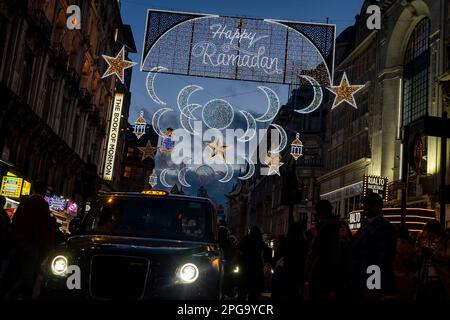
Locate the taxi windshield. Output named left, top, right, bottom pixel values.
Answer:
left=81, top=197, right=214, bottom=242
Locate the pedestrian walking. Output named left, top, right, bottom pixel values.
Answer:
left=237, top=226, right=268, bottom=300
left=349, top=193, right=397, bottom=301
left=218, top=222, right=234, bottom=298
left=270, top=235, right=288, bottom=300
left=391, top=225, right=417, bottom=300
left=336, top=220, right=353, bottom=300
left=304, top=200, right=340, bottom=301
left=2, top=181, right=53, bottom=300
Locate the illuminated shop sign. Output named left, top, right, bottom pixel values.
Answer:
left=142, top=10, right=335, bottom=86
left=45, top=195, right=67, bottom=212
left=103, top=93, right=124, bottom=181
left=66, top=201, right=78, bottom=214
left=349, top=211, right=361, bottom=230
left=0, top=175, right=23, bottom=198
left=362, top=175, right=388, bottom=201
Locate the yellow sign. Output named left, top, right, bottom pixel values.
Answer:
left=21, top=180, right=31, bottom=196
left=141, top=190, right=168, bottom=196
left=1, top=176, right=23, bottom=198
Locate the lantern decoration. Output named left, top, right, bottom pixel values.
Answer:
left=290, top=133, right=304, bottom=160
left=133, top=111, right=146, bottom=139
left=149, top=172, right=158, bottom=188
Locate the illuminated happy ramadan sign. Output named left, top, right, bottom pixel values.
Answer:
left=142, top=10, right=336, bottom=86
left=192, top=24, right=283, bottom=75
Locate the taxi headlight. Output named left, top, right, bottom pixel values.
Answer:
left=51, top=255, right=68, bottom=275
left=178, top=263, right=199, bottom=283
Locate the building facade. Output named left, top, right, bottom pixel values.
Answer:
left=319, top=0, right=450, bottom=228
left=119, top=123, right=158, bottom=192
left=0, top=0, right=134, bottom=205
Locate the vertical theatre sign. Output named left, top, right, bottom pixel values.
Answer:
left=363, top=175, right=388, bottom=201
left=103, top=93, right=124, bottom=181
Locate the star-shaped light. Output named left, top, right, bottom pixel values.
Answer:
left=265, top=152, right=284, bottom=176
left=138, top=140, right=157, bottom=161
left=101, top=46, right=137, bottom=84
left=326, top=72, right=364, bottom=109
left=205, top=138, right=228, bottom=161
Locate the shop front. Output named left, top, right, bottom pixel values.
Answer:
left=44, top=194, right=79, bottom=233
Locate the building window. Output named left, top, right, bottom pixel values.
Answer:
left=126, top=147, right=134, bottom=158
left=123, top=166, right=132, bottom=178
left=402, top=18, right=430, bottom=126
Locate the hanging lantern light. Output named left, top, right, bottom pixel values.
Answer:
left=149, top=172, right=158, bottom=188
left=290, top=133, right=303, bottom=160
left=133, top=110, right=146, bottom=139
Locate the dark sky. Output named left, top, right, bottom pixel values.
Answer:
left=119, top=0, right=365, bottom=205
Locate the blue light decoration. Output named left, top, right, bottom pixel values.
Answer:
left=159, top=128, right=176, bottom=154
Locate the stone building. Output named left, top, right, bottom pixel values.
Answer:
left=119, top=123, right=158, bottom=192
left=319, top=0, right=450, bottom=227
left=0, top=0, right=135, bottom=203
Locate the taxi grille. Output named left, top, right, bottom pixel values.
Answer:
left=89, top=255, right=149, bottom=300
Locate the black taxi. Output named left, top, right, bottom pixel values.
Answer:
left=37, top=190, right=223, bottom=300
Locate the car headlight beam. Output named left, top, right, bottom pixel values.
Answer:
left=51, top=255, right=68, bottom=275
left=178, top=263, right=199, bottom=283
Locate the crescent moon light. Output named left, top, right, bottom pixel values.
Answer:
left=269, top=124, right=288, bottom=154
left=255, top=86, right=280, bottom=122
left=294, top=75, right=324, bottom=114
left=219, top=163, right=234, bottom=183
left=180, top=111, right=199, bottom=135
left=178, top=167, right=191, bottom=188
left=152, top=107, right=173, bottom=138
left=238, top=157, right=255, bottom=180
left=238, top=110, right=257, bottom=142
left=146, top=66, right=168, bottom=105
left=177, top=85, right=203, bottom=119
left=159, top=169, right=173, bottom=188
left=181, top=103, right=202, bottom=120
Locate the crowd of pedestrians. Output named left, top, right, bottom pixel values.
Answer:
left=219, top=193, right=450, bottom=301
left=0, top=182, right=449, bottom=301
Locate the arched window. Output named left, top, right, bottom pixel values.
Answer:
left=402, top=18, right=430, bottom=126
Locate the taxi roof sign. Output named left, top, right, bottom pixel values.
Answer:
left=141, top=190, right=168, bottom=196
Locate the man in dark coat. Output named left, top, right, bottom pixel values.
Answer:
left=350, top=193, right=397, bottom=301
left=304, top=200, right=341, bottom=300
